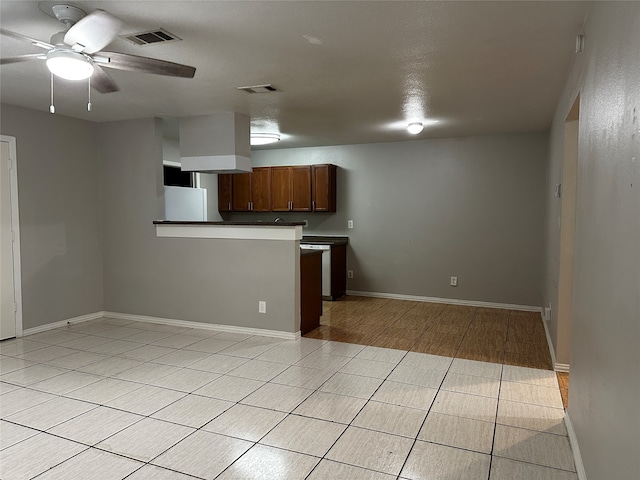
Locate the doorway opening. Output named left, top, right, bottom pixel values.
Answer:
left=555, top=94, right=580, bottom=406
left=0, top=135, right=23, bottom=340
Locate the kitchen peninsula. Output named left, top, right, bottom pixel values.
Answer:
left=153, top=220, right=309, bottom=337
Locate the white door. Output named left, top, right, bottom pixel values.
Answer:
left=1, top=140, right=16, bottom=340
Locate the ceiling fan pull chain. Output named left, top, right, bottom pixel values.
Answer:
left=88, top=76, right=92, bottom=112
left=49, top=73, right=55, bottom=114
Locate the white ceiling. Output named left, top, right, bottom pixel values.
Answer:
left=0, top=1, right=588, bottom=149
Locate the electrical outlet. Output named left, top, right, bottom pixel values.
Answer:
left=347, top=270, right=354, bottom=279
left=303, top=219, right=308, bottom=227
left=450, top=276, right=458, bottom=287
left=258, top=301, right=266, bottom=314
left=347, top=220, right=354, bottom=229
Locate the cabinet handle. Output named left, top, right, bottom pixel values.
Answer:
left=228, top=202, right=231, bottom=211
left=312, top=201, right=315, bottom=210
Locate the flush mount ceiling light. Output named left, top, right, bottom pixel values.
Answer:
left=251, top=133, right=281, bottom=146
left=46, top=50, right=94, bottom=80
left=407, top=122, right=424, bottom=135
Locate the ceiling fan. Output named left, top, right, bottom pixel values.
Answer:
left=0, top=4, right=196, bottom=94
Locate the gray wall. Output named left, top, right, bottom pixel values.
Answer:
left=543, top=3, right=640, bottom=479
left=98, top=118, right=299, bottom=332
left=0, top=104, right=103, bottom=329
left=231, top=133, right=548, bottom=307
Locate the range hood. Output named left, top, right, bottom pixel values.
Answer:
left=180, top=112, right=252, bottom=174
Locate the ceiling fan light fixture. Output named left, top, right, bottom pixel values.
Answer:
left=46, top=50, right=94, bottom=80
left=251, top=133, right=281, bottom=146
left=407, top=122, right=424, bottom=135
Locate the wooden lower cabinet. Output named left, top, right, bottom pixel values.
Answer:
left=300, top=250, right=322, bottom=334
left=329, top=243, right=347, bottom=300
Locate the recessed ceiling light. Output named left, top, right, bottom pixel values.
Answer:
left=251, top=133, right=280, bottom=146
left=407, top=122, right=424, bottom=135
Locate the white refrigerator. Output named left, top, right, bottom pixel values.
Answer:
left=164, top=186, right=207, bottom=221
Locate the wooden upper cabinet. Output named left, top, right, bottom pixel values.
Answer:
left=219, top=164, right=337, bottom=213
left=270, top=166, right=293, bottom=211
left=232, top=173, right=252, bottom=211
left=218, top=174, right=233, bottom=212
left=312, top=164, right=337, bottom=212
left=291, top=166, right=312, bottom=211
left=250, top=167, right=271, bottom=212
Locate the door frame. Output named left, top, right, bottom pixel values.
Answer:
left=555, top=95, right=580, bottom=370
left=1, top=135, right=23, bottom=338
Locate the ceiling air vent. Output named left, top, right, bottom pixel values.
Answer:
left=237, top=84, right=280, bottom=94
left=122, top=29, right=181, bottom=46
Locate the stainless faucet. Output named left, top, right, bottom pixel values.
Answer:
left=274, top=217, right=284, bottom=223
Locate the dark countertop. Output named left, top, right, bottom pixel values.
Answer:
left=301, top=235, right=349, bottom=245
left=154, top=221, right=306, bottom=226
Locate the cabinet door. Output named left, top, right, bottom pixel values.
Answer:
left=218, top=174, right=233, bottom=212
left=291, top=166, right=312, bottom=211
left=270, top=166, right=292, bottom=211
left=232, top=173, right=252, bottom=211
left=251, top=167, right=271, bottom=212
left=312, top=164, right=337, bottom=212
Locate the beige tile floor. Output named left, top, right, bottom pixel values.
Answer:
left=0, top=317, right=575, bottom=480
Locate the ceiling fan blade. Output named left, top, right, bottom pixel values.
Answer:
left=0, top=29, right=53, bottom=50
left=1, top=54, right=45, bottom=65
left=64, top=10, right=123, bottom=54
left=91, top=65, right=120, bottom=94
left=95, top=52, right=196, bottom=78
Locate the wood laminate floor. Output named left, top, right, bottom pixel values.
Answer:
left=305, top=296, right=553, bottom=371
left=557, top=372, right=569, bottom=409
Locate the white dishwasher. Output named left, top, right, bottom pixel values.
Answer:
left=300, top=244, right=331, bottom=298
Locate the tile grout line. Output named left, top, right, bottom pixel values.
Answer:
left=303, top=346, right=413, bottom=479
left=392, top=350, right=456, bottom=479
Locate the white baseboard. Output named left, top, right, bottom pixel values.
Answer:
left=346, top=290, right=542, bottom=312
left=564, top=412, right=587, bottom=480
left=21, top=311, right=300, bottom=341
left=542, top=311, right=558, bottom=369
left=22, top=311, right=105, bottom=336
left=104, top=311, right=301, bottom=341
left=540, top=311, right=570, bottom=373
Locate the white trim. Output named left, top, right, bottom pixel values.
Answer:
left=22, top=311, right=104, bottom=336
left=542, top=310, right=558, bottom=369
left=1, top=136, right=23, bottom=338
left=156, top=224, right=303, bottom=241
left=541, top=311, right=571, bottom=372
left=564, top=412, right=587, bottom=480
left=104, top=311, right=301, bottom=340
left=21, top=310, right=302, bottom=340
left=163, top=160, right=181, bottom=168
left=346, top=290, right=542, bottom=312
